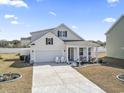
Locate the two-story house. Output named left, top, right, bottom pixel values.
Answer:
left=22, top=24, right=99, bottom=63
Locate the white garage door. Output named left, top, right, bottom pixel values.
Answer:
left=35, top=50, right=63, bottom=62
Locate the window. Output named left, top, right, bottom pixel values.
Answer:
left=46, top=38, right=53, bottom=45
left=63, top=31, right=67, bottom=37
left=79, top=48, right=83, bottom=55
left=58, top=31, right=62, bottom=37
left=58, top=31, right=67, bottom=37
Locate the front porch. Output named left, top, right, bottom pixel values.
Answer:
left=66, top=46, right=98, bottom=64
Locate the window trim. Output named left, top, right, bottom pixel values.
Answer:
left=63, top=31, right=67, bottom=37
left=58, top=31, right=67, bottom=37
left=46, top=38, right=53, bottom=45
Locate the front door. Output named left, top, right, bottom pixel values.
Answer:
left=68, top=48, right=74, bottom=61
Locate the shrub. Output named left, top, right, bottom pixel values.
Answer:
left=98, top=58, right=103, bottom=63
left=20, top=55, right=24, bottom=61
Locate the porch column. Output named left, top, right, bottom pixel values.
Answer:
left=95, top=47, right=98, bottom=63
left=77, top=47, right=79, bottom=60
left=86, top=47, right=89, bottom=62
left=66, top=46, right=69, bottom=63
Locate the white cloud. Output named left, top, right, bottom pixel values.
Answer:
left=0, top=0, right=28, bottom=8
left=103, top=18, right=116, bottom=23
left=49, top=11, right=56, bottom=16
left=72, top=25, right=78, bottom=29
left=4, top=14, right=19, bottom=25
left=4, top=14, right=18, bottom=20
left=107, top=0, right=119, bottom=3
left=11, top=20, right=19, bottom=24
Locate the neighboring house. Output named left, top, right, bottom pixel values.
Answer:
left=106, top=15, right=124, bottom=59
left=25, top=24, right=99, bottom=63
left=21, top=37, right=31, bottom=47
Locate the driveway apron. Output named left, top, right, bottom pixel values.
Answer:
left=32, top=64, right=106, bottom=93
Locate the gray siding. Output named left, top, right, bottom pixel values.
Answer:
left=106, top=16, right=124, bottom=59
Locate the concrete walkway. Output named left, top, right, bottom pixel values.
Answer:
left=32, top=63, right=106, bottom=93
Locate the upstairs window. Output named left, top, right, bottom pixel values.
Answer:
left=58, top=31, right=67, bottom=37
left=46, top=38, right=53, bottom=45
left=58, top=31, right=62, bottom=37
left=63, top=31, right=67, bottom=37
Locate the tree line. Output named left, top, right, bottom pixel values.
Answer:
left=0, top=40, right=22, bottom=48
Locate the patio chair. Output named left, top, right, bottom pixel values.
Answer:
left=60, top=56, right=66, bottom=63
left=82, top=57, right=87, bottom=62
left=55, top=57, right=60, bottom=64
left=76, top=58, right=82, bottom=66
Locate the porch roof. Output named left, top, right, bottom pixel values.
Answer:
left=65, top=41, right=100, bottom=47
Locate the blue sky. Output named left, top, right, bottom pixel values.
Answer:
left=0, top=0, right=124, bottom=41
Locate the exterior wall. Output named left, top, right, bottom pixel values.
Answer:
left=106, top=17, right=124, bottom=59
left=52, top=25, right=82, bottom=40
left=30, top=32, right=65, bottom=62
left=66, top=46, right=98, bottom=62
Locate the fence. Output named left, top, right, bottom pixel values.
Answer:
left=0, top=48, right=30, bottom=55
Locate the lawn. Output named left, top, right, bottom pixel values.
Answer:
left=0, top=54, right=33, bottom=93
left=1, top=54, right=124, bottom=93
left=76, top=57, right=124, bottom=93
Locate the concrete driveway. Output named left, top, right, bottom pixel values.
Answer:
left=32, top=63, right=106, bottom=93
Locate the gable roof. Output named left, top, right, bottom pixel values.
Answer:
left=105, top=15, right=124, bottom=35
left=30, top=28, right=55, bottom=42
left=21, top=37, right=31, bottom=40
left=31, top=31, right=64, bottom=44
left=63, top=40, right=84, bottom=42
left=57, top=24, right=84, bottom=40
left=65, top=41, right=100, bottom=47
left=30, top=24, right=84, bottom=42
left=30, top=28, right=55, bottom=35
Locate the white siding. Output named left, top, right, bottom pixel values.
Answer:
left=52, top=25, right=82, bottom=40
left=30, top=32, right=65, bottom=62
left=30, top=24, right=83, bottom=43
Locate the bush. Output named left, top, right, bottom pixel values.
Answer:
left=20, top=56, right=24, bottom=61
left=98, top=58, right=103, bottom=63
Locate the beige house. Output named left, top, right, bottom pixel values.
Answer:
left=106, top=15, right=124, bottom=59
